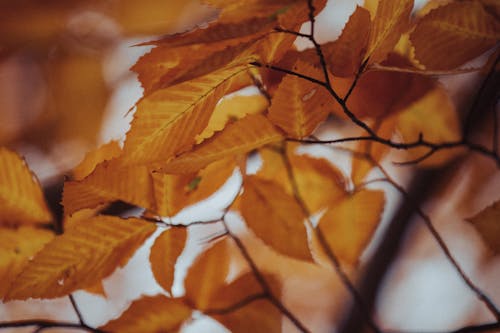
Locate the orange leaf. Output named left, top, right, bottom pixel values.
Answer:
left=153, top=158, right=237, bottom=217
left=396, top=84, right=462, bottom=167
left=318, top=190, right=385, bottom=264
left=213, top=299, right=282, bottom=333
left=149, top=228, right=187, bottom=293
left=241, top=176, right=313, bottom=262
left=467, top=200, right=500, bottom=254
left=0, top=226, right=54, bottom=299
left=72, top=141, right=122, bottom=181
left=366, top=0, right=414, bottom=63
left=5, top=216, right=155, bottom=300
left=184, top=239, right=232, bottom=310
left=100, top=295, right=191, bottom=333
left=410, top=1, right=500, bottom=70
left=63, top=160, right=155, bottom=215
left=323, top=6, right=371, bottom=77
left=161, top=114, right=283, bottom=174
left=0, top=147, right=52, bottom=226
left=268, top=61, right=331, bottom=138
left=208, top=272, right=263, bottom=310
left=121, top=63, right=251, bottom=167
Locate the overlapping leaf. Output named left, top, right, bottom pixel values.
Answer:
left=149, top=228, right=187, bottom=293
left=268, top=61, right=331, bottom=138
left=0, top=147, right=52, bottom=226
left=5, top=216, right=155, bottom=300
left=467, top=200, right=500, bottom=253
left=161, top=114, right=283, bottom=173
left=72, top=141, right=122, bottom=181
left=100, top=295, right=191, bottom=333
left=318, top=189, right=385, bottom=264
left=411, top=1, right=500, bottom=70
left=323, top=6, right=371, bottom=77
left=0, top=226, right=54, bottom=299
left=365, top=0, right=414, bottom=63
left=241, top=176, right=312, bottom=261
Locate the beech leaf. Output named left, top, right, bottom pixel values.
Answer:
left=467, top=200, right=500, bottom=254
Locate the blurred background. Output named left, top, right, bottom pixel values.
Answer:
left=1, top=0, right=499, bottom=332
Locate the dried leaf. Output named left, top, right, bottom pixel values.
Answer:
left=268, top=61, right=331, bottom=138
left=213, top=299, right=282, bottom=333
left=72, top=141, right=122, bottom=181
left=161, top=114, right=283, bottom=174
left=149, top=228, right=187, bottom=293
left=185, top=239, right=232, bottom=310
left=323, top=6, right=371, bottom=77
left=410, top=1, right=500, bottom=70
left=366, top=0, right=414, bottom=63
left=5, top=216, right=155, bottom=300
left=100, top=295, right=191, bottom=333
left=0, top=226, right=54, bottom=299
left=241, top=176, right=312, bottom=262
left=467, top=200, right=500, bottom=253
left=0, top=147, right=52, bottom=226
left=318, top=190, right=385, bottom=264
left=396, top=84, right=462, bottom=166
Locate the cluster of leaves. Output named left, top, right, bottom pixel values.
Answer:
left=1, top=0, right=500, bottom=332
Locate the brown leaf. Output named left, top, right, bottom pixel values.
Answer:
left=410, top=1, right=500, bottom=70
left=149, top=228, right=187, bottom=293
left=467, top=200, right=500, bottom=254
left=318, top=190, right=385, bottom=264
left=100, top=295, right=191, bottom=333
left=5, top=216, right=155, bottom=300
left=0, top=147, right=52, bottom=226
left=241, top=176, right=313, bottom=262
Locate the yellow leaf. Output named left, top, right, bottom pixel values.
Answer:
left=410, top=1, right=500, bottom=70
left=0, top=147, right=52, bottom=226
left=208, top=272, right=262, bottom=310
left=149, top=228, right=187, bottom=293
left=100, top=295, right=191, bottom=333
left=467, top=200, right=500, bottom=254
left=213, top=299, right=282, bottom=333
left=396, top=84, right=462, bottom=167
left=153, top=158, right=236, bottom=217
left=121, top=64, right=252, bottom=167
left=0, top=226, right=54, bottom=299
left=5, top=216, right=156, bottom=300
left=268, top=61, right=331, bottom=138
left=161, top=114, right=283, bottom=174
left=185, top=239, right=232, bottom=310
left=241, top=176, right=312, bottom=262
left=72, top=141, right=122, bottom=181
left=318, top=190, right=385, bottom=264
left=196, top=94, right=269, bottom=143
left=323, top=6, right=371, bottom=77
left=366, top=0, right=414, bottom=63
left=63, top=160, right=155, bottom=215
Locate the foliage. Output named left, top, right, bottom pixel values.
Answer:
left=1, top=0, right=500, bottom=332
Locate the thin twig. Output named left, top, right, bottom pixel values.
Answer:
left=0, top=320, right=104, bottom=333
left=204, top=293, right=268, bottom=315
left=69, top=294, right=85, bottom=326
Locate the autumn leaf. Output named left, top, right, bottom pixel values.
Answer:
left=5, top=216, right=155, bottom=300
left=410, top=1, right=500, bottom=70
left=152, top=158, right=236, bottom=217
left=149, top=228, right=187, bottom=293
left=63, top=160, right=155, bottom=215
left=100, top=295, right=191, bottom=333
left=72, top=141, right=122, bottom=181
left=268, top=60, right=331, bottom=138
left=184, top=238, right=232, bottom=310
left=120, top=63, right=252, bottom=167
left=323, top=6, right=371, bottom=77
left=0, top=226, right=54, bottom=299
left=213, top=299, right=282, bottom=333
left=241, top=176, right=313, bottom=262
left=161, top=114, right=283, bottom=174
left=467, top=200, right=500, bottom=254
left=365, top=0, right=414, bottom=63
left=318, top=189, right=385, bottom=264
left=0, top=147, right=52, bottom=226
left=396, top=83, right=462, bottom=166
